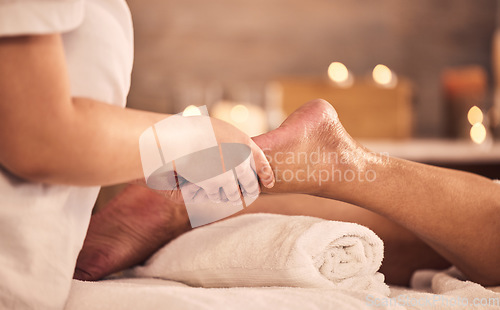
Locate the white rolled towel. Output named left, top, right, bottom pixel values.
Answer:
left=131, top=213, right=389, bottom=295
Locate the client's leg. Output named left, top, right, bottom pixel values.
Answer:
left=253, top=99, right=500, bottom=286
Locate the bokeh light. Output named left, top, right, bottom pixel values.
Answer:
left=372, top=64, right=397, bottom=88
left=182, top=105, right=202, bottom=116
left=328, top=62, right=349, bottom=83
left=470, top=123, right=487, bottom=144
left=467, top=106, right=483, bottom=125
left=230, top=104, right=249, bottom=123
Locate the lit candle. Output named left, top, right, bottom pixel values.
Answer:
left=441, top=66, right=487, bottom=139
left=467, top=106, right=483, bottom=125
left=328, top=62, right=354, bottom=88
left=470, top=123, right=487, bottom=144
left=372, top=64, right=397, bottom=88
left=211, top=101, right=267, bottom=136
left=182, top=105, right=202, bottom=116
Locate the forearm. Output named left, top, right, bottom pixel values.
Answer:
left=329, top=154, right=500, bottom=285
left=18, top=97, right=168, bottom=186
left=0, top=34, right=169, bottom=185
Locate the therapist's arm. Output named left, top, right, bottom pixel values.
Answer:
left=0, top=34, right=166, bottom=186
left=0, top=34, right=274, bottom=187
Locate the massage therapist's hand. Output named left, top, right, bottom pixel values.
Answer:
left=207, top=117, right=275, bottom=199
left=146, top=115, right=275, bottom=205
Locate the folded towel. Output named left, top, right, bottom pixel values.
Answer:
left=131, top=213, right=389, bottom=295
left=388, top=267, right=500, bottom=310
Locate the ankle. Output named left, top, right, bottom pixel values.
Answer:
left=317, top=145, right=384, bottom=200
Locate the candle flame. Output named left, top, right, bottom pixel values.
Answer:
left=470, top=123, right=487, bottom=144
left=328, top=62, right=349, bottom=83
left=467, top=106, right=483, bottom=125
left=372, top=64, right=397, bottom=88
left=182, top=105, right=202, bottom=116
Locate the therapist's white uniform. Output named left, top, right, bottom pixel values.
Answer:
left=0, top=0, right=133, bottom=308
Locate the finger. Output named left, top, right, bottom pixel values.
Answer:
left=179, top=182, right=201, bottom=203
left=249, top=140, right=275, bottom=188
left=219, top=189, right=228, bottom=203
left=240, top=178, right=259, bottom=197
left=204, top=187, right=222, bottom=203
left=222, top=179, right=241, bottom=203
left=234, top=160, right=259, bottom=196
left=191, top=186, right=210, bottom=204
left=199, top=179, right=224, bottom=203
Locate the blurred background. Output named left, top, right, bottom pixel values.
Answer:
left=96, top=0, right=500, bottom=208
left=126, top=0, right=498, bottom=138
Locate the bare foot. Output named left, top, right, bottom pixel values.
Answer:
left=253, top=99, right=374, bottom=199
left=253, top=100, right=452, bottom=285
left=74, top=184, right=191, bottom=281
left=74, top=99, right=374, bottom=281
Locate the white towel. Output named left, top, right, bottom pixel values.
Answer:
left=131, top=213, right=389, bottom=295
left=388, top=267, right=500, bottom=309
left=67, top=279, right=400, bottom=310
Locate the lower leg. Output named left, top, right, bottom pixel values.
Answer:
left=253, top=99, right=500, bottom=285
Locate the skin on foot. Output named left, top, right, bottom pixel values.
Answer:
left=253, top=99, right=377, bottom=199
left=74, top=184, right=191, bottom=281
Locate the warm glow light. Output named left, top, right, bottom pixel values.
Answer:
left=328, top=62, right=349, bottom=83
left=230, top=104, right=249, bottom=123
left=467, top=106, right=483, bottom=125
left=182, top=105, right=201, bottom=116
left=372, top=64, right=397, bottom=88
left=212, top=101, right=267, bottom=136
left=470, top=123, right=487, bottom=144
